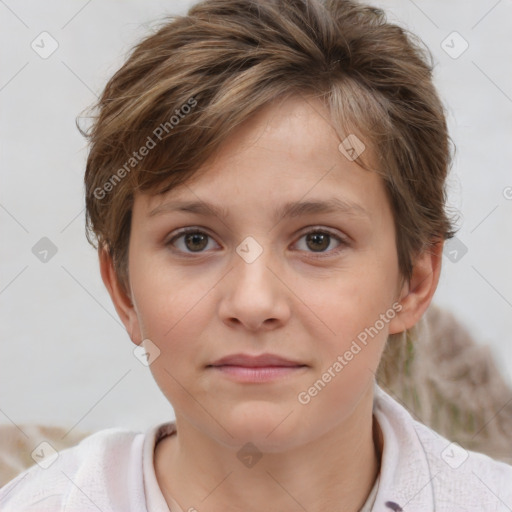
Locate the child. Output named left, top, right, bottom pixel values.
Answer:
left=2, top=0, right=511, bottom=510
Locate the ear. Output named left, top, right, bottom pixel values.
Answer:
left=98, top=246, right=142, bottom=346
left=388, top=239, right=444, bottom=334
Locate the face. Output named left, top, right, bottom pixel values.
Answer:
left=124, top=95, right=406, bottom=452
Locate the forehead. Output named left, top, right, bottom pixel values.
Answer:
left=136, top=94, right=384, bottom=220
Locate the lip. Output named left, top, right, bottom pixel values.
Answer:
left=207, top=353, right=306, bottom=368
left=209, top=365, right=307, bottom=383
left=206, top=353, right=308, bottom=383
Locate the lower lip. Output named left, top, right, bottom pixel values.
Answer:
left=208, top=365, right=307, bottom=382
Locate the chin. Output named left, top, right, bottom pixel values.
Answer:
left=215, top=406, right=308, bottom=453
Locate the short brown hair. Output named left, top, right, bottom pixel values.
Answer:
left=81, top=0, right=457, bottom=299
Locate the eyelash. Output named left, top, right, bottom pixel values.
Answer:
left=165, top=226, right=349, bottom=259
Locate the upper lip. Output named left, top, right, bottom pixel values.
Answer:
left=208, top=353, right=306, bottom=367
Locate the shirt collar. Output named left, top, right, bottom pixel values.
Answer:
left=371, top=382, right=435, bottom=511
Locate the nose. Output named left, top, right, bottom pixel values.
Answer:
left=218, top=241, right=291, bottom=332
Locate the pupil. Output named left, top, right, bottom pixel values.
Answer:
left=186, top=233, right=207, bottom=251
left=307, top=233, right=329, bottom=252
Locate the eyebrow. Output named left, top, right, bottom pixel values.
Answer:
left=148, top=197, right=371, bottom=222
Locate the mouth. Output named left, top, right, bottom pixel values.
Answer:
left=206, top=353, right=308, bottom=383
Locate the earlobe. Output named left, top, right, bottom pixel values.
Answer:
left=388, top=239, right=444, bottom=335
left=98, top=246, right=142, bottom=346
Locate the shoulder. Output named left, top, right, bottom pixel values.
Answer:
left=0, top=426, right=147, bottom=512
left=414, top=419, right=512, bottom=508
left=374, top=384, right=512, bottom=511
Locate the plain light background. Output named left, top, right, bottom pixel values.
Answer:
left=1, top=0, right=511, bottom=435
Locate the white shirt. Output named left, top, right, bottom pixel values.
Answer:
left=1, top=383, right=511, bottom=511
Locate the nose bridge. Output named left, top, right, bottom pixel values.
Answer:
left=233, top=234, right=276, bottom=288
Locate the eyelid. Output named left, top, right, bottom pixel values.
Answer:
left=295, top=225, right=349, bottom=242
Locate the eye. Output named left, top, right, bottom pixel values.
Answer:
left=165, top=227, right=348, bottom=257
left=166, top=228, right=219, bottom=254
left=293, top=228, right=348, bottom=257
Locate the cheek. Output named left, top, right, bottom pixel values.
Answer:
left=129, top=256, right=214, bottom=356
left=301, top=278, right=397, bottom=405
left=133, top=269, right=212, bottom=406
left=293, top=268, right=396, bottom=419
left=298, top=258, right=398, bottom=342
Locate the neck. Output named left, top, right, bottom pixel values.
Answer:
left=155, top=388, right=381, bottom=512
